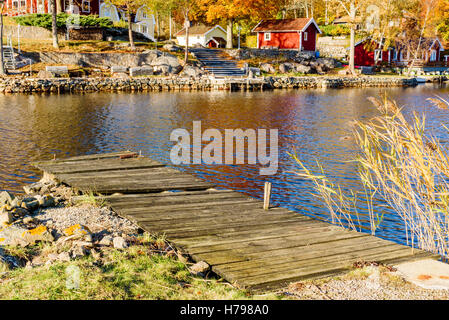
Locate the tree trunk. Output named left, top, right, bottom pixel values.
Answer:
left=0, top=4, right=6, bottom=75
left=226, top=19, right=233, bottom=49
left=56, top=0, right=62, bottom=13
left=184, top=21, right=189, bottom=64
left=51, top=0, right=59, bottom=49
left=407, top=4, right=431, bottom=76
left=169, top=12, right=172, bottom=41
left=348, top=2, right=356, bottom=75
left=127, top=11, right=135, bottom=50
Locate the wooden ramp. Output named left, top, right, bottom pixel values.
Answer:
left=33, top=151, right=438, bottom=290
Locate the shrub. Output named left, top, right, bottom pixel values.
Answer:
left=14, top=13, right=112, bottom=30
left=245, top=35, right=257, bottom=48
left=319, top=24, right=350, bottom=37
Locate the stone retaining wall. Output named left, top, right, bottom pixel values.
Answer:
left=0, top=76, right=418, bottom=94
left=23, top=51, right=161, bottom=68
left=4, top=25, right=65, bottom=41
left=316, top=36, right=348, bottom=59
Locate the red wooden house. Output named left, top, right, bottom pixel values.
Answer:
left=5, top=0, right=100, bottom=16
left=252, top=18, right=322, bottom=51
left=353, top=37, right=445, bottom=67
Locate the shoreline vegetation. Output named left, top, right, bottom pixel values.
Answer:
left=294, top=95, right=449, bottom=260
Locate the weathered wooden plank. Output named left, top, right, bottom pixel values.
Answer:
left=71, top=179, right=215, bottom=194
left=233, top=248, right=436, bottom=290
left=119, top=207, right=304, bottom=225
left=58, top=166, right=179, bottom=179
left=180, top=224, right=339, bottom=249
left=191, top=231, right=370, bottom=266
left=204, top=235, right=393, bottom=270
left=117, top=198, right=260, bottom=214
left=33, top=151, right=136, bottom=165
left=107, top=191, right=249, bottom=208
left=35, top=157, right=164, bottom=175
left=187, top=227, right=368, bottom=255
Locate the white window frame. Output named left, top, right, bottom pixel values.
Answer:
left=430, top=50, right=437, bottom=62
left=12, top=0, right=19, bottom=9
left=264, top=32, right=271, bottom=41
left=374, top=49, right=383, bottom=62
left=303, top=32, right=308, bottom=41
left=393, top=50, right=397, bottom=61
left=82, top=0, right=90, bottom=13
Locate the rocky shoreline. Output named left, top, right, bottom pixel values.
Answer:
left=0, top=75, right=418, bottom=94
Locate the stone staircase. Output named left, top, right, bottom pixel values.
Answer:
left=3, top=37, right=15, bottom=70
left=190, top=48, right=246, bottom=77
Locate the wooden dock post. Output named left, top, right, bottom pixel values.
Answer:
left=263, top=182, right=272, bottom=210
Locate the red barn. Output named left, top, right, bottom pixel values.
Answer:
left=353, top=37, right=445, bottom=67
left=252, top=18, right=321, bottom=51
left=5, top=0, right=100, bottom=16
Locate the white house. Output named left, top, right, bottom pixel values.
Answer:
left=175, top=25, right=227, bottom=48
left=99, top=3, right=155, bottom=41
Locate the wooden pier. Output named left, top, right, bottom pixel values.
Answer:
left=33, top=151, right=438, bottom=290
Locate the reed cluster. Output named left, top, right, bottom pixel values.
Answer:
left=292, top=94, right=449, bottom=258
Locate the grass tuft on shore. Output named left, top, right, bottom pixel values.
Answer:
left=0, top=243, right=283, bottom=300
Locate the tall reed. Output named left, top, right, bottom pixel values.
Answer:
left=292, top=94, right=449, bottom=258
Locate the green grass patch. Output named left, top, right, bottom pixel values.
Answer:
left=0, top=244, right=284, bottom=300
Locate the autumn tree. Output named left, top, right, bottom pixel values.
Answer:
left=109, top=0, right=145, bottom=50
left=196, top=0, right=282, bottom=48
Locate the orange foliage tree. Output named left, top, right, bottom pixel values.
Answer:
left=194, top=0, right=282, bottom=48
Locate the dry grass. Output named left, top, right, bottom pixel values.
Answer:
left=293, top=94, right=449, bottom=259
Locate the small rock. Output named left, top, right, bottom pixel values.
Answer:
left=113, top=236, right=128, bottom=249
left=21, top=225, right=54, bottom=244
left=21, top=200, right=39, bottom=211
left=0, top=211, right=13, bottom=225
left=0, top=191, right=15, bottom=206
left=22, top=216, right=36, bottom=224
left=260, top=63, right=275, bottom=74
left=71, top=245, right=88, bottom=259
left=58, top=251, right=71, bottom=262
left=38, top=195, right=55, bottom=208
left=12, top=207, right=29, bottom=217
left=47, top=253, right=59, bottom=261
left=63, top=224, right=91, bottom=236
left=99, top=235, right=113, bottom=246
left=189, top=261, right=210, bottom=276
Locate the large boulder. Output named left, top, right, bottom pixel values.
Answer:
left=181, top=65, right=204, bottom=78
left=248, top=67, right=261, bottom=77
left=129, top=66, right=154, bottom=77
left=279, top=62, right=295, bottom=74
left=260, top=63, right=276, bottom=74
left=295, top=64, right=313, bottom=74
left=316, top=57, right=341, bottom=69
left=296, top=51, right=316, bottom=61
left=150, top=54, right=182, bottom=74
left=163, top=43, right=182, bottom=52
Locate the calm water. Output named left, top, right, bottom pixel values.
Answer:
left=1, top=84, right=449, bottom=244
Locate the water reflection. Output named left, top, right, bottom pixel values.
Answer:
left=1, top=84, right=449, bottom=244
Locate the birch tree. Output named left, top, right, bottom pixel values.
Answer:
left=51, top=0, right=59, bottom=49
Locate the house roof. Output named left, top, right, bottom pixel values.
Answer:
left=252, top=18, right=321, bottom=33
left=175, top=25, right=226, bottom=37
